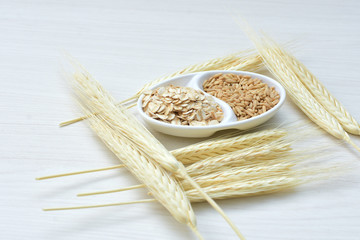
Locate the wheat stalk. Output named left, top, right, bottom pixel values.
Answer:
left=36, top=164, right=125, bottom=180
left=44, top=199, right=156, bottom=211
left=172, top=129, right=287, bottom=165
left=71, top=66, right=246, bottom=239
left=267, top=41, right=360, bottom=135
left=244, top=31, right=360, bottom=151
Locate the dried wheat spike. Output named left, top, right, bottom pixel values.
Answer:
left=173, top=129, right=287, bottom=165
left=184, top=140, right=291, bottom=177
left=72, top=73, right=197, bottom=230
left=269, top=42, right=360, bottom=135
left=185, top=176, right=299, bottom=202
left=133, top=50, right=262, bottom=99
left=225, top=54, right=263, bottom=72
left=244, top=31, right=360, bottom=151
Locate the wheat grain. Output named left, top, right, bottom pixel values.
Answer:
left=203, top=73, right=280, bottom=120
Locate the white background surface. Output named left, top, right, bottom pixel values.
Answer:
left=1, top=0, right=360, bottom=239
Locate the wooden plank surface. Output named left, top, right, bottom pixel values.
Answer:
left=1, top=0, right=359, bottom=239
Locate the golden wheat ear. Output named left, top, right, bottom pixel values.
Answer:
left=266, top=39, right=360, bottom=135
left=172, top=128, right=287, bottom=164
left=241, top=25, right=360, bottom=152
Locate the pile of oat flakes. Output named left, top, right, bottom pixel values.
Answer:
left=142, top=85, right=224, bottom=126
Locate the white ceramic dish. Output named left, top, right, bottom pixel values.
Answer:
left=137, top=70, right=286, bottom=137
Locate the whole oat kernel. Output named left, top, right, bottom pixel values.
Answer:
left=203, top=73, right=280, bottom=120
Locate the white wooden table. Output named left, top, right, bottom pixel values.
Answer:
left=1, top=0, right=360, bottom=239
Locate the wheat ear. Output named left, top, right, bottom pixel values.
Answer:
left=133, top=50, right=260, bottom=99
left=72, top=67, right=246, bottom=239
left=244, top=31, right=360, bottom=151
left=73, top=79, right=197, bottom=229
left=185, top=140, right=291, bottom=177
left=85, top=114, right=197, bottom=227
left=185, top=162, right=344, bottom=202
left=225, top=53, right=263, bottom=71
left=268, top=41, right=360, bottom=135
left=185, top=176, right=299, bottom=202
left=173, top=129, right=287, bottom=165
left=73, top=71, right=182, bottom=173
left=182, top=161, right=294, bottom=190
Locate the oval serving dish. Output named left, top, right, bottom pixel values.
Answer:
left=137, top=70, right=286, bottom=137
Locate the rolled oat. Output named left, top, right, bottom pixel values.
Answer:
left=142, top=85, right=223, bottom=126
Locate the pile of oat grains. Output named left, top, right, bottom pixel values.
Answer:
left=203, top=73, right=280, bottom=120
